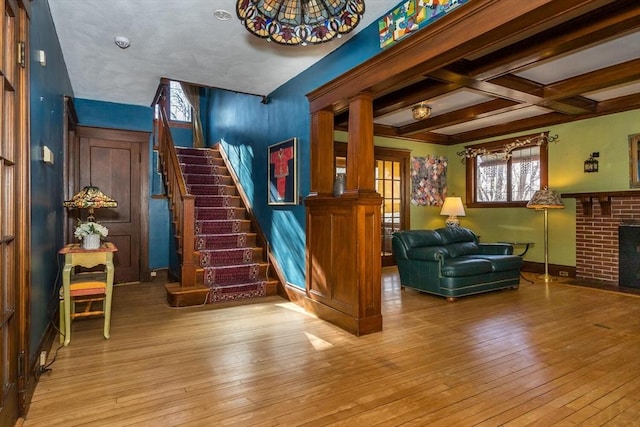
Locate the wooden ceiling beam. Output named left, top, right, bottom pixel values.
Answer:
left=544, top=58, right=640, bottom=99
left=427, top=69, right=594, bottom=114
left=469, top=2, right=640, bottom=80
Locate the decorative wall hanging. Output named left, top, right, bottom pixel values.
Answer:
left=410, top=155, right=448, bottom=206
left=268, top=137, right=298, bottom=205
left=378, top=0, right=469, bottom=49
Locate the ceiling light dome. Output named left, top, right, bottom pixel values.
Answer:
left=412, top=102, right=431, bottom=120
left=236, top=0, right=365, bottom=46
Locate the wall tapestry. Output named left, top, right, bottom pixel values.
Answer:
left=411, top=155, right=448, bottom=206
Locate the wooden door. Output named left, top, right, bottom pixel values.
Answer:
left=1, top=0, right=29, bottom=424
left=75, top=126, right=150, bottom=283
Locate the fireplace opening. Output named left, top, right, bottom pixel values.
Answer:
left=619, top=222, right=640, bottom=289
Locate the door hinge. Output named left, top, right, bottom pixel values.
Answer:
left=17, top=350, right=25, bottom=378
left=17, top=41, right=26, bottom=68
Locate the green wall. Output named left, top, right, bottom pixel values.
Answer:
left=342, top=109, right=640, bottom=268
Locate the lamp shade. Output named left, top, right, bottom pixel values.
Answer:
left=63, top=186, right=118, bottom=209
left=440, top=197, right=466, bottom=227
left=440, top=197, right=466, bottom=217
left=526, top=188, right=564, bottom=209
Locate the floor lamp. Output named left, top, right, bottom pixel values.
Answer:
left=526, top=187, right=565, bottom=282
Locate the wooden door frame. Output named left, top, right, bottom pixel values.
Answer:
left=334, top=142, right=411, bottom=265
left=69, top=125, right=150, bottom=282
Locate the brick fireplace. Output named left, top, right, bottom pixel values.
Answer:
left=563, top=191, right=640, bottom=286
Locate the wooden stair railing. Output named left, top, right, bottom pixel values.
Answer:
left=156, top=108, right=209, bottom=306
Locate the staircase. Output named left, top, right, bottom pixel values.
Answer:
left=172, top=146, right=277, bottom=303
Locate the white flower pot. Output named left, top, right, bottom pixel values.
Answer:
left=82, top=233, right=101, bottom=250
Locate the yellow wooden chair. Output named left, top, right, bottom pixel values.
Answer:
left=58, top=243, right=116, bottom=346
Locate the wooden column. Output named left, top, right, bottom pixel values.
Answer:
left=310, top=110, right=335, bottom=196
left=305, top=93, right=382, bottom=336
left=346, top=93, right=375, bottom=194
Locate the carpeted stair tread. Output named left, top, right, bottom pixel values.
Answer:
left=195, top=207, right=246, bottom=221
left=209, top=281, right=267, bottom=302
left=184, top=174, right=233, bottom=186
left=187, top=184, right=237, bottom=196
left=198, top=247, right=263, bottom=267
left=196, top=220, right=251, bottom=234
left=194, top=195, right=241, bottom=208
left=202, top=263, right=267, bottom=286
left=181, top=164, right=229, bottom=176
left=196, top=233, right=256, bottom=250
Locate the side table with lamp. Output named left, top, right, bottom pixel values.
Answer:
left=61, top=185, right=118, bottom=344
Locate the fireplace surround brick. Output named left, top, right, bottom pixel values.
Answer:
left=568, top=192, right=640, bottom=285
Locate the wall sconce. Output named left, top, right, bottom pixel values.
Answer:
left=584, top=152, right=599, bottom=173
left=412, top=102, right=431, bottom=120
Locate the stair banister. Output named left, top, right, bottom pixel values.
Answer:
left=157, top=106, right=197, bottom=289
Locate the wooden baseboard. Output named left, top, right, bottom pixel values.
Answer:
left=165, top=283, right=210, bottom=307
left=304, top=297, right=383, bottom=336
left=522, top=261, right=576, bottom=278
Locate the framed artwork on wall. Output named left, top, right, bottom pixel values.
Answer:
left=630, top=133, right=640, bottom=188
left=268, top=137, right=298, bottom=205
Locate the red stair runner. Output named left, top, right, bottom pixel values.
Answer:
left=176, top=147, right=268, bottom=302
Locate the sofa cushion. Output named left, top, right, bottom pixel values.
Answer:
left=395, top=229, right=443, bottom=250
left=408, top=246, right=449, bottom=262
left=445, top=241, right=479, bottom=258
left=437, top=227, right=478, bottom=245
left=474, top=254, right=523, bottom=272
left=441, top=257, right=493, bottom=277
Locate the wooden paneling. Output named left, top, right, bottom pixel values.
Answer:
left=305, top=195, right=382, bottom=336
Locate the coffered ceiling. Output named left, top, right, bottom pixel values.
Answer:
left=48, top=0, right=640, bottom=144
left=354, top=1, right=640, bottom=144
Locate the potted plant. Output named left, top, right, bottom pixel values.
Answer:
left=74, top=221, right=109, bottom=249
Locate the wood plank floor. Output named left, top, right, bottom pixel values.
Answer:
left=23, top=269, right=640, bottom=426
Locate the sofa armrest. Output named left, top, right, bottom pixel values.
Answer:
left=478, top=243, right=514, bottom=255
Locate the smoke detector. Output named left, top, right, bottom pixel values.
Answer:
left=114, top=36, right=131, bottom=49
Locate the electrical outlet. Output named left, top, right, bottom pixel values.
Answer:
left=39, top=351, right=47, bottom=367
left=559, top=271, right=569, bottom=277
left=150, top=271, right=157, bottom=277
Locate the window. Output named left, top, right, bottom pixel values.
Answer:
left=466, top=132, right=549, bottom=207
left=169, top=81, right=192, bottom=123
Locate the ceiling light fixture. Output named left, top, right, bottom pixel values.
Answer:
left=214, top=9, right=232, bottom=21
left=412, top=102, right=431, bottom=120
left=236, top=0, right=365, bottom=46
left=114, top=36, right=131, bottom=49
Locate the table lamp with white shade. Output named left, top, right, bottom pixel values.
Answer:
left=440, top=196, right=466, bottom=227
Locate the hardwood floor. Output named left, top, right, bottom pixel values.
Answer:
left=23, top=269, right=640, bottom=426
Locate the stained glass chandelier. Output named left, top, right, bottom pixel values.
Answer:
left=236, top=0, right=366, bottom=46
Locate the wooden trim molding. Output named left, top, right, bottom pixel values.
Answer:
left=562, top=190, right=640, bottom=216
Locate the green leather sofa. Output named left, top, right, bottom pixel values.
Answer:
left=392, top=227, right=522, bottom=301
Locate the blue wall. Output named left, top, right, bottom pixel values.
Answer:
left=29, top=0, right=74, bottom=359
left=206, top=21, right=385, bottom=288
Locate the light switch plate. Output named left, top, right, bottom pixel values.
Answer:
left=43, top=146, right=54, bottom=164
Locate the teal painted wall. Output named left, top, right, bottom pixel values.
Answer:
left=205, top=20, right=384, bottom=288
left=29, top=0, right=74, bottom=359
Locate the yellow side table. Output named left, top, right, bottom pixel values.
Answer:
left=58, top=242, right=117, bottom=346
